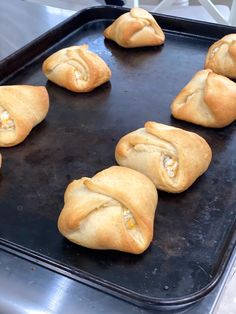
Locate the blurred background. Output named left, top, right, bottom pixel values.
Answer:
left=25, top=0, right=234, bottom=25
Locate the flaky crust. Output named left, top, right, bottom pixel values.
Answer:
left=103, top=7, right=165, bottom=48
left=42, top=45, right=111, bottom=92
left=0, top=85, right=49, bottom=147
left=205, top=34, right=236, bottom=78
left=58, top=166, right=158, bottom=254
left=171, top=69, right=236, bottom=128
left=115, top=122, right=212, bottom=193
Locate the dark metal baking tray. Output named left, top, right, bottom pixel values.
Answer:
left=0, top=6, right=235, bottom=310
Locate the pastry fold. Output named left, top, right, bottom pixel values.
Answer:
left=0, top=85, right=49, bottom=147
left=205, top=34, right=236, bottom=78
left=115, top=122, right=212, bottom=193
left=58, top=166, right=158, bottom=254
left=103, top=7, right=165, bottom=48
left=171, top=69, right=236, bottom=128
left=42, top=45, right=111, bottom=92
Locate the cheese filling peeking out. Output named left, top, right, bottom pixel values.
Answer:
left=75, top=69, right=88, bottom=82
left=0, top=108, right=15, bottom=130
left=123, top=209, right=136, bottom=229
left=163, top=155, right=178, bottom=178
left=73, top=63, right=88, bottom=81
left=75, top=71, right=81, bottom=80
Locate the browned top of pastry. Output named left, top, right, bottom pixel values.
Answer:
left=0, top=85, right=49, bottom=147
left=115, top=121, right=212, bottom=193
left=171, top=69, right=236, bottom=128
left=205, top=34, right=236, bottom=78
left=58, top=166, right=158, bottom=254
left=104, top=7, right=165, bottom=48
left=42, top=45, right=111, bottom=92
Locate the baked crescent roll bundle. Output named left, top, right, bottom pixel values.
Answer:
left=171, top=69, right=236, bottom=128
left=115, top=122, right=212, bottom=193
left=205, top=34, right=236, bottom=78
left=58, top=166, right=158, bottom=254
left=42, top=45, right=111, bottom=92
left=0, top=85, right=49, bottom=147
left=103, top=7, right=165, bottom=48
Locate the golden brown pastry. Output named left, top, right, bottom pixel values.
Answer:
left=205, top=34, right=236, bottom=78
left=58, top=166, right=158, bottom=254
left=103, top=7, right=165, bottom=48
left=0, top=85, right=49, bottom=147
left=42, top=45, right=111, bottom=92
left=171, top=69, right=236, bottom=128
left=115, top=122, right=212, bottom=193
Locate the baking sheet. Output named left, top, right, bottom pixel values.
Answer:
left=0, top=6, right=235, bottom=309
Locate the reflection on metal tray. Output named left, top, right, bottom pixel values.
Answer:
left=0, top=6, right=235, bottom=310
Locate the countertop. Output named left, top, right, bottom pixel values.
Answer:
left=0, top=0, right=74, bottom=60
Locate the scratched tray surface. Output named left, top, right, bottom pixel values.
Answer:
left=0, top=7, right=235, bottom=306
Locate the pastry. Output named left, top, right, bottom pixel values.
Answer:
left=42, top=45, right=111, bottom=92
left=205, top=34, right=236, bottom=78
left=58, top=166, right=158, bottom=254
left=115, top=122, right=212, bottom=193
left=171, top=69, right=236, bottom=128
left=103, top=7, right=165, bottom=48
left=0, top=85, right=49, bottom=147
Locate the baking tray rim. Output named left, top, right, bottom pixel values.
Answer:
left=0, top=231, right=235, bottom=309
left=0, top=5, right=236, bottom=309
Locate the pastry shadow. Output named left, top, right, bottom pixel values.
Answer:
left=19, top=119, right=49, bottom=147
left=104, top=38, right=165, bottom=68
left=45, top=80, right=112, bottom=108
left=60, top=237, right=149, bottom=267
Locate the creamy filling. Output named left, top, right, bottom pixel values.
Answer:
left=66, top=60, right=88, bottom=81
left=123, top=209, right=137, bottom=230
left=75, top=71, right=81, bottom=80
left=0, top=108, right=15, bottom=130
left=97, top=201, right=138, bottom=231
left=75, top=69, right=88, bottom=81
left=123, top=207, right=144, bottom=244
left=163, top=155, right=178, bottom=178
